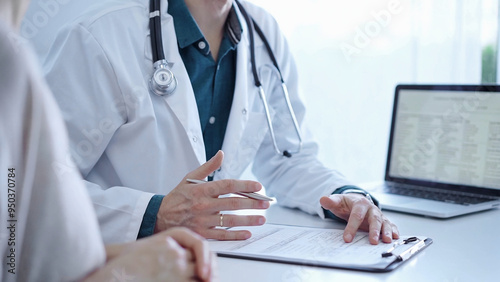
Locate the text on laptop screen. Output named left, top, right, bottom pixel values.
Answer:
left=388, top=89, right=500, bottom=190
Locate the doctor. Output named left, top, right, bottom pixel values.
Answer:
left=40, top=0, right=399, bottom=245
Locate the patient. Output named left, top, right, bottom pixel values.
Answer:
left=0, top=0, right=215, bottom=281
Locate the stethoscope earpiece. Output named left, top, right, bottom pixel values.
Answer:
left=149, top=60, right=177, bottom=96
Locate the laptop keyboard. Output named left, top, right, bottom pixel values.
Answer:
left=383, top=183, right=497, bottom=205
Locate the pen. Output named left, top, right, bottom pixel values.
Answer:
left=186, top=178, right=273, bottom=201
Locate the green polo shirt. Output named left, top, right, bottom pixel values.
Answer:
left=170, top=0, right=240, bottom=161
left=138, top=0, right=241, bottom=238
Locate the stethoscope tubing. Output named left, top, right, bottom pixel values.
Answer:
left=149, top=0, right=302, bottom=157
left=235, top=0, right=302, bottom=157
left=150, top=0, right=164, bottom=62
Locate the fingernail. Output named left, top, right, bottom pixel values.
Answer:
left=209, top=150, right=223, bottom=161
left=373, top=234, right=379, bottom=242
left=345, top=234, right=352, bottom=242
left=254, top=182, right=262, bottom=191
left=261, top=201, right=270, bottom=209
left=258, top=217, right=265, bottom=225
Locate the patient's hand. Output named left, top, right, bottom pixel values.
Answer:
left=85, top=227, right=216, bottom=281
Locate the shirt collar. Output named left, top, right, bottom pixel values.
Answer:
left=168, top=0, right=242, bottom=49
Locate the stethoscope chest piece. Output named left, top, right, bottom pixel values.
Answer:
left=149, top=59, right=177, bottom=96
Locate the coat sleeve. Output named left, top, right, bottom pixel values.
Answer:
left=246, top=4, right=355, bottom=218
left=43, top=23, right=153, bottom=243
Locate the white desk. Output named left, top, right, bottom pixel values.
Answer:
left=216, top=203, right=500, bottom=282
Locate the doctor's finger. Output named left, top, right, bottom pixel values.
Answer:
left=366, top=208, right=383, bottom=244
left=202, top=228, right=253, bottom=241
left=207, top=179, right=262, bottom=197
left=343, top=203, right=369, bottom=243
left=188, top=151, right=224, bottom=180
left=209, top=214, right=266, bottom=228
left=381, top=218, right=400, bottom=243
left=215, top=197, right=270, bottom=211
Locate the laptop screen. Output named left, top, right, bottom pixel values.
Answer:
left=386, top=85, right=500, bottom=191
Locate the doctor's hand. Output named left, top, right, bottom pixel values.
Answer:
left=155, top=151, right=270, bottom=240
left=320, top=194, right=399, bottom=245
left=86, top=227, right=216, bottom=282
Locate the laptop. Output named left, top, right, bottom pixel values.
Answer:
left=369, top=84, right=500, bottom=218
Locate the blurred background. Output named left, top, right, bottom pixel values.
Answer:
left=250, top=0, right=499, bottom=184
left=23, top=0, right=499, bottom=184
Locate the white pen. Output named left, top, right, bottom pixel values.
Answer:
left=186, top=178, right=273, bottom=201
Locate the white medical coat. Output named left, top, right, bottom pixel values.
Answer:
left=0, top=21, right=105, bottom=281
left=42, top=0, right=352, bottom=244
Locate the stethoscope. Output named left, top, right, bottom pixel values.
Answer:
left=148, top=0, right=302, bottom=157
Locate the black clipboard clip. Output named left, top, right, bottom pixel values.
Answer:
left=381, top=236, right=426, bottom=260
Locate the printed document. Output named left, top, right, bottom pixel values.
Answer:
left=209, top=224, right=428, bottom=270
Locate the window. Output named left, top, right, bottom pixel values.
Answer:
left=481, top=0, right=498, bottom=83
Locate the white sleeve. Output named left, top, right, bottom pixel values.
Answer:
left=43, top=23, right=153, bottom=243
left=0, top=23, right=106, bottom=281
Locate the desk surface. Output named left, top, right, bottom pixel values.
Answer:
left=216, top=203, right=500, bottom=282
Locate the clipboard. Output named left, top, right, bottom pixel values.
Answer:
left=209, top=224, right=432, bottom=272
